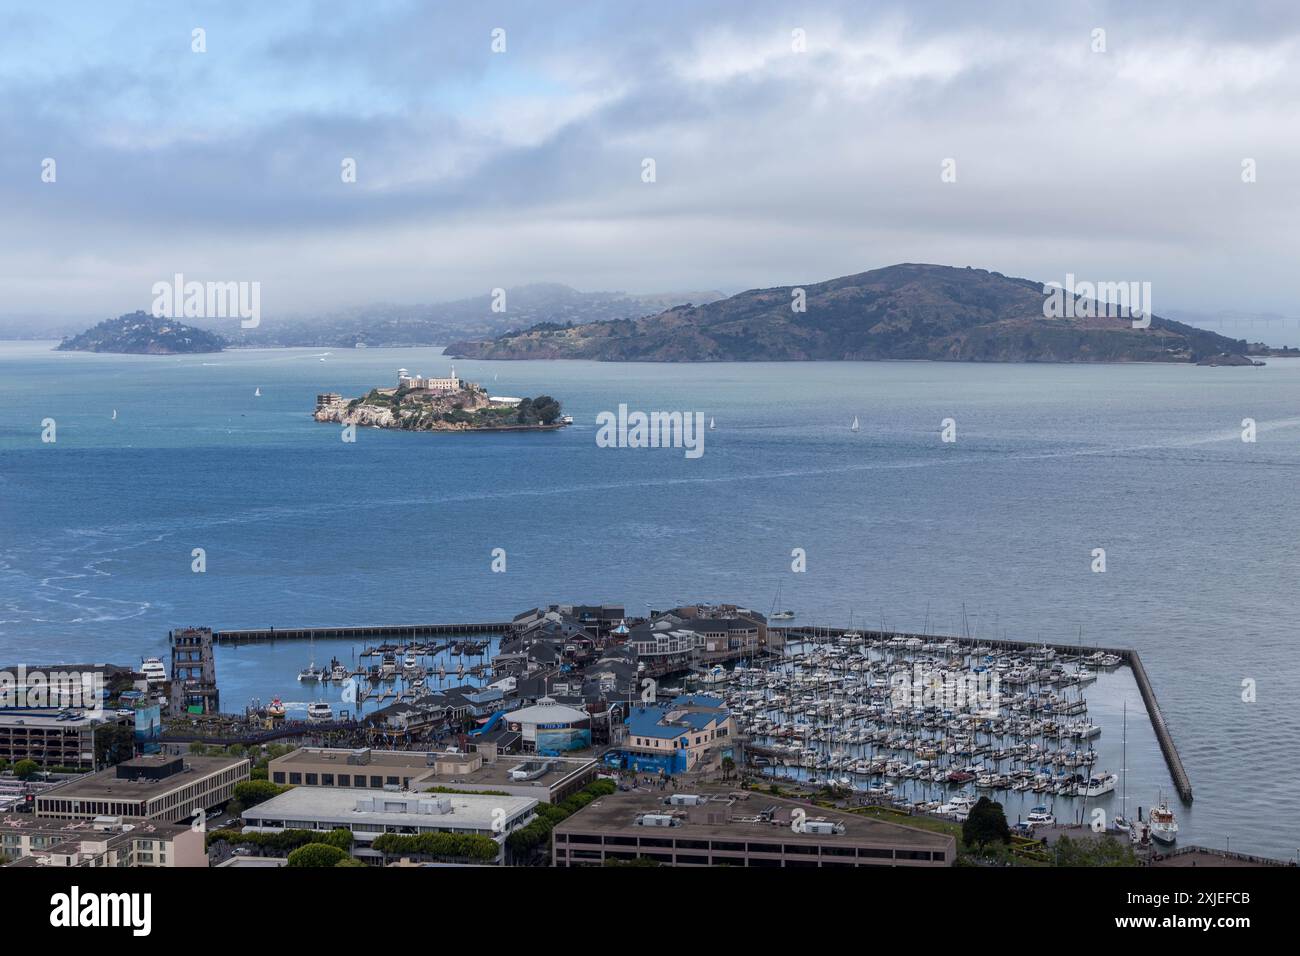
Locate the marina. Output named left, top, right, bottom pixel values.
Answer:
left=708, top=627, right=1187, bottom=847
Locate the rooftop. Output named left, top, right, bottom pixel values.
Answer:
left=554, top=788, right=955, bottom=853
left=43, top=755, right=248, bottom=802
left=242, top=786, right=536, bottom=831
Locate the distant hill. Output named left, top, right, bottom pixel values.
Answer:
left=217, top=283, right=726, bottom=348
left=446, top=264, right=1250, bottom=364
left=56, top=312, right=227, bottom=354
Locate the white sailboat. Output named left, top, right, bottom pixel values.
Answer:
left=709, top=417, right=715, bottom=430
left=254, top=387, right=261, bottom=397
left=850, top=416, right=859, bottom=432
left=111, top=409, right=117, bottom=420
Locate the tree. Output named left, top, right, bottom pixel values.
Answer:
left=720, top=756, right=735, bottom=781
left=962, top=797, right=1011, bottom=849
left=233, top=779, right=289, bottom=807
left=94, top=723, right=135, bottom=767
left=286, top=843, right=350, bottom=867
left=13, top=759, right=39, bottom=780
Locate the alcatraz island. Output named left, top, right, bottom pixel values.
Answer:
left=314, top=366, right=569, bottom=433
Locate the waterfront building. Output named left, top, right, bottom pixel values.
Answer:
left=502, top=697, right=591, bottom=753
left=34, top=754, right=249, bottom=823
left=268, top=745, right=598, bottom=803
left=628, top=604, right=774, bottom=674
left=240, top=787, right=537, bottom=864
left=553, top=789, right=955, bottom=867
left=606, top=694, right=734, bottom=774
left=169, top=626, right=219, bottom=715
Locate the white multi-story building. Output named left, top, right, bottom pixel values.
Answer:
left=397, top=367, right=460, bottom=391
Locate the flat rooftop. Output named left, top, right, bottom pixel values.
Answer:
left=0, top=709, right=118, bottom=729
left=0, top=815, right=189, bottom=839
left=44, top=755, right=247, bottom=802
left=242, top=786, right=536, bottom=831
left=276, top=747, right=596, bottom=792
left=555, top=788, right=954, bottom=851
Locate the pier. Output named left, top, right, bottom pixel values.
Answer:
left=775, top=625, right=1192, bottom=805
left=212, top=621, right=511, bottom=644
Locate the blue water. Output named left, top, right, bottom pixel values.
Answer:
left=2, top=341, right=1298, bottom=858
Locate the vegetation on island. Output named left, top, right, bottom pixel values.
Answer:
left=447, top=263, right=1250, bottom=364
left=56, top=311, right=227, bottom=354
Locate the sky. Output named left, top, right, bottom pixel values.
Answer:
left=3, top=0, right=1300, bottom=324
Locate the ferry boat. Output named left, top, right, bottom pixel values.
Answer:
left=307, top=702, right=333, bottom=722
left=140, top=657, right=167, bottom=686
left=1083, top=771, right=1118, bottom=797
left=1149, top=801, right=1178, bottom=844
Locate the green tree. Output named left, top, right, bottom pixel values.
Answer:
left=286, top=843, right=350, bottom=867
left=13, top=759, right=39, bottom=780
left=233, top=779, right=289, bottom=807
left=962, top=797, right=1011, bottom=849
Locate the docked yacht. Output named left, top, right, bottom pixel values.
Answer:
left=298, top=662, right=325, bottom=682
left=140, top=657, right=168, bottom=686
left=1083, top=771, right=1118, bottom=798
left=1149, top=802, right=1178, bottom=844
left=1026, top=805, right=1056, bottom=827
left=329, top=659, right=349, bottom=682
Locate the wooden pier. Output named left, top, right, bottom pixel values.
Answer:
left=212, top=621, right=511, bottom=644
left=775, top=625, right=1193, bottom=805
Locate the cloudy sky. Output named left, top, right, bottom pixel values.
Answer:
left=4, top=0, right=1300, bottom=323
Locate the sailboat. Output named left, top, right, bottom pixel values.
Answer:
left=254, top=387, right=262, bottom=397
left=111, top=409, right=117, bottom=420
left=709, top=417, right=715, bottom=430
left=850, top=416, right=859, bottom=432
left=297, top=636, right=324, bottom=682
left=1112, top=701, right=1133, bottom=834
left=769, top=582, right=795, bottom=621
